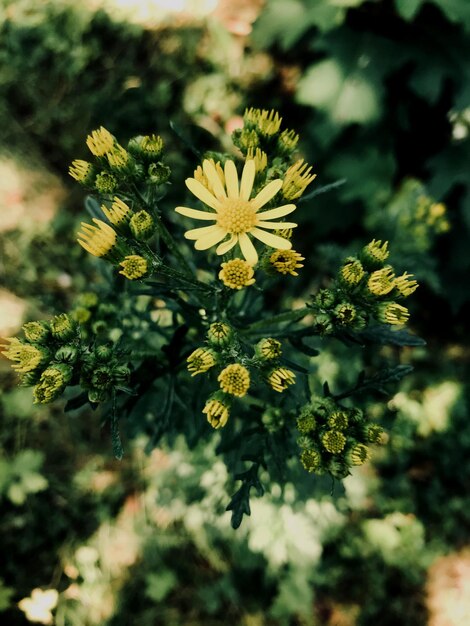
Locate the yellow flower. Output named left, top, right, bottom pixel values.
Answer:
left=394, top=272, right=419, bottom=297
left=376, top=302, right=410, bottom=325
left=193, top=159, right=224, bottom=193
left=269, top=249, right=304, bottom=276
left=77, top=219, right=117, bottom=258
left=176, top=159, right=297, bottom=265
left=101, top=197, right=131, bottom=227
left=367, top=266, right=395, bottom=296
left=282, top=159, right=316, bottom=200
left=119, top=255, right=148, bottom=280
left=219, top=258, right=256, bottom=289
left=18, top=588, right=59, bottom=625
left=50, top=313, right=76, bottom=340
left=86, top=126, right=114, bottom=156
left=1, top=338, right=45, bottom=373
left=268, top=367, right=296, bottom=392
left=256, top=338, right=282, bottom=360
left=94, top=171, right=118, bottom=194
left=141, top=134, right=164, bottom=157
left=340, top=257, right=365, bottom=285
left=22, top=321, right=49, bottom=344
left=244, top=108, right=283, bottom=135
left=33, top=364, right=72, bottom=404
left=246, top=147, right=268, bottom=173
left=278, top=128, right=299, bottom=152
left=187, top=348, right=216, bottom=376
left=322, top=430, right=346, bottom=454
left=346, top=443, right=370, bottom=466
left=218, top=363, right=250, bottom=397
left=361, top=239, right=389, bottom=266
left=203, top=394, right=230, bottom=429
left=107, top=145, right=129, bottom=169
left=68, top=159, right=94, bottom=184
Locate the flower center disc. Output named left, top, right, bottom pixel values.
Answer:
left=216, top=199, right=257, bottom=234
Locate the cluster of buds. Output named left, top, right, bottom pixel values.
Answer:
left=69, top=128, right=173, bottom=280
left=2, top=313, right=130, bottom=405
left=232, top=108, right=316, bottom=203
left=79, top=344, right=130, bottom=403
left=295, top=395, right=385, bottom=478
left=186, top=323, right=296, bottom=429
left=1, top=314, right=80, bottom=404
left=69, top=127, right=170, bottom=195
left=309, top=240, right=419, bottom=335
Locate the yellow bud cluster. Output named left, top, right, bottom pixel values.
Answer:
left=77, top=219, right=117, bottom=258
left=269, top=249, right=304, bottom=276
left=101, top=197, right=131, bottom=227
left=244, top=107, right=282, bottom=136
left=1, top=338, right=44, bottom=373
left=187, top=348, right=216, bottom=376
left=267, top=367, right=296, bottom=393
left=219, top=259, right=255, bottom=289
left=86, top=126, right=114, bottom=156
left=246, top=147, right=268, bottom=173
left=218, top=363, right=250, bottom=397
left=119, top=255, right=148, bottom=280
left=282, top=159, right=316, bottom=200
left=203, top=396, right=230, bottom=429
left=367, top=266, right=395, bottom=296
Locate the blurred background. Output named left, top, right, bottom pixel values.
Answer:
left=0, top=0, right=469, bottom=624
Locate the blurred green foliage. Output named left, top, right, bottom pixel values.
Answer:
left=1, top=0, right=469, bottom=624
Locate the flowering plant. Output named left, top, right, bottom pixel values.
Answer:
left=2, top=109, right=422, bottom=527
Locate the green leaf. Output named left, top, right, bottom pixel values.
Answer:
left=226, top=463, right=264, bottom=529
left=347, top=325, right=426, bottom=347
left=145, top=571, right=177, bottom=603
left=394, top=0, right=424, bottom=20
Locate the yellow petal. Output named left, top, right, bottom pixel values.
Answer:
left=224, top=160, right=239, bottom=199
left=256, top=204, right=296, bottom=219
left=216, top=234, right=238, bottom=255
left=184, top=225, right=220, bottom=240
left=238, top=232, right=258, bottom=265
left=256, top=221, right=298, bottom=229
left=252, top=179, right=283, bottom=210
left=203, top=160, right=227, bottom=199
left=240, top=160, right=256, bottom=200
left=186, top=178, right=221, bottom=210
left=250, top=228, right=292, bottom=249
left=175, top=206, right=217, bottom=221
left=194, top=227, right=227, bottom=250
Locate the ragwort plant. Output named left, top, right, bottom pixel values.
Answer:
left=2, top=109, right=423, bottom=528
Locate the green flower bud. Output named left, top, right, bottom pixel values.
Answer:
left=232, top=128, right=259, bottom=153
left=314, top=313, right=334, bottom=336
left=73, top=307, right=92, bottom=324
left=95, top=171, right=118, bottom=194
left=297, top=413, right=316, bottom=433
left=77, top=292, right=99, bottom=308
left=88, top=388, right=107, bottom=403
left=207, top=322, right=233, bottom=347
left=256, top=338, right=282, bottom=361
left=278, top=129, right=299, bottom=154
left=22, top=321, right=50, bottom=344
left=361, top=424, right=384, bottom=444
left=50, top=314, right=77, bottom=342
left=91, top=366, right=114, bottom=390
left=328, top=459, right=350, bottom=479
left=148, top=162, right=171, bottom=185
left=112, top=365, right=130, bottom=385
left=315, top=289, right=336, bottom=309
left=347, top=408, right=365, bottom=425
left=129, top=210, right=155, bottom=240
left=300, top=448, right=323, bottom=474
left=327, top=410, right=349, bottom=430
left=54, top=345, right=79, bottom=364
left=94, top=345, right=114, bottom=362
left=297, top=435, right=313, bottom=449
left=334, top=302, right=357, bottom=327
